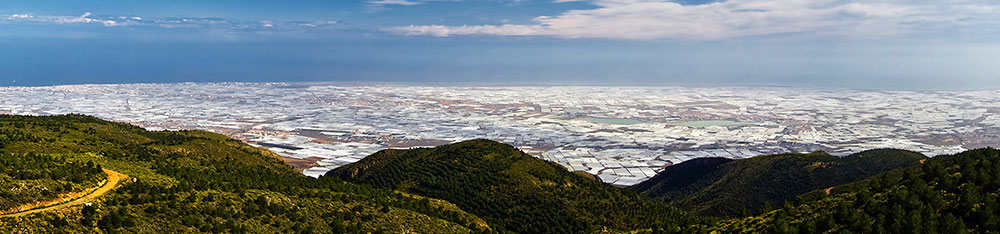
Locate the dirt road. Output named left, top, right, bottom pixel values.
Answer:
left=0, top=169, right=127, bottom=218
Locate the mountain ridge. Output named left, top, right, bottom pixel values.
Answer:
left=709, top=148, right=1000, bottom=233
left=2, top=114, right=998, bottom=234
left=632, top=149, right=927, bottom=217
left=329, top=139, right=691, bottom=233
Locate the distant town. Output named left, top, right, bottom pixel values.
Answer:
left=2, top=83, right=996, bottom=186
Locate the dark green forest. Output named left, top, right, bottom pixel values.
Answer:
left=632, top=149, right=926, bottom=217
left=709, top=148, right=1000, bottom=234
left=1, top=114, right=999, bottom=234
left=328, top=139, right=690, bottom=233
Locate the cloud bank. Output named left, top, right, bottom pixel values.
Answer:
left=3, top=12, right=123, bottom=26
left=389, top=0, right=1000, bottom=40
left=2, top=12, right=338, bottom=31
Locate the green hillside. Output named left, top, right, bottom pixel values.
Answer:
left=0, top=152, right=105, bottom=212
left=632, top=149, right=926, bottom=217
left=0, top=115, right=489, bottom=233
left=328, top=139, right=690, bottom=233
left=711, top=148, right=1000, bottom=233
left=5, top=114, right=1000, bottom=234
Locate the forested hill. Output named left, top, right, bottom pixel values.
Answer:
left=631, top=149, right=926, bottom=217
left=712, top=148, right=1000, bottom=233
left=327, top=139, right=691, bottom=233
left=6, top=114, right=1000, bottom=234
left=0, top=115, right=489, bottom=233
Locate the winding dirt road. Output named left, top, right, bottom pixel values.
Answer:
left=1, top=169, right=127, bottom=218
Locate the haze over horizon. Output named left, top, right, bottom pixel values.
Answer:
left=2, top=0, right=999, bottom=89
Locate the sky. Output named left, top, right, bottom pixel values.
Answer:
left=1, top=0, right=999, bottom=89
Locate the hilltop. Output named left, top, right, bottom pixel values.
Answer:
left=632, top=149, right=926, bottom=216
left=0, top=115, right=489, bottom=233
left=711, top=148, right=1000, bottom=233
left=328, top=139, right=690, bottom=233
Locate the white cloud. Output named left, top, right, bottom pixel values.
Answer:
left=369, top=0, right=424, bottom=6
left=395, top=24, right=544, bottom=37
left=298, top=20, right=339, bottom=27
left=366, top=0, right=465, bottom=12
left=8, top=14, right=33, bottom=19
left=2, top=12, right=123, bottom=26
left=0, top=12, right=344, bottom=33
left=388, top=0, right=1000, bottom=40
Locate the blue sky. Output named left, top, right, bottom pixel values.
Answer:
left=1, top=0, right=999, bottom=89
